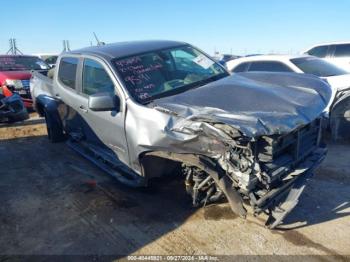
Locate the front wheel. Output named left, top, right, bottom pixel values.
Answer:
left=43, top=109, right=65, bottom=143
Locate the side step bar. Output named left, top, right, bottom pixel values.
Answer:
left=67, top=139, right=147, bottom=187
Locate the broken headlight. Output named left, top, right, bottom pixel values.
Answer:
left=4, top=79, right=23, bottom=90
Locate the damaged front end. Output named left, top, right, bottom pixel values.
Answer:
left=124, top=72, right=331, bottom=229
left=169, top=117, right=326, bottom=229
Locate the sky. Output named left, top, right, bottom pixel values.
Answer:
left=1, top=0, right=349, bottom=56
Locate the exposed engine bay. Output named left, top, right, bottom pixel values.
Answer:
left=175, top=118, right=326, bottom=228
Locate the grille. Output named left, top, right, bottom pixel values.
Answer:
left=21, top=79, right=30, bottom=89
left=256, top=118, right=322, bottom=183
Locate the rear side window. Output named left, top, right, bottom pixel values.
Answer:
left=82, top=59, right=115, bottom=95
left=306, top=46, right=329, bottom=58
left=58, top=57, right=78, bottom=89
left=248, top=61, right=293, bottom=72
left=334, top=44, right=350, bottom=57
left=232, top=62, right=249, bottom=73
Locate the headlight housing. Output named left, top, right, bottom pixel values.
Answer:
left=4, top=79, right=23, bottom=90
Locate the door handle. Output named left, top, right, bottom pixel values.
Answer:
left=55, top=93, right=61, bottom=99
left=79, top=105, right=88, bottom=113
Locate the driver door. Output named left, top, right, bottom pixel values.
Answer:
left=76, top=57, right=130, bottom=165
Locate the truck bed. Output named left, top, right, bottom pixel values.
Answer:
left=30, top=70, right=56, bottom=113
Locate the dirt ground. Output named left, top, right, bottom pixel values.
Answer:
left=0, top=114, right=349, bottom=260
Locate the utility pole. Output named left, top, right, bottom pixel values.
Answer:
left=6, top=38, right=23, bottom=55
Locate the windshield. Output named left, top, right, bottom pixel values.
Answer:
left=0, top=56, right=50, bottom=71
left=113, top=45, right=228, bottom=103
left=291, top=57, right=347, bottom=77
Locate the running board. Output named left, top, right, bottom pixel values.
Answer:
left=67, top=139, right=147, bottom=187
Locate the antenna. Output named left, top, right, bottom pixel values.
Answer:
left=93, top=32, right=105, bottom=46
left=6, top=38, right=23, bottom=55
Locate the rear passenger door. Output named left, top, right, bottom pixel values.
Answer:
left=55, top=56, right=88, bottom=136
left=76, top=57, right=130, bottom=165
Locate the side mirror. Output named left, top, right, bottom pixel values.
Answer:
left=88, top=92, right=120, bottom=112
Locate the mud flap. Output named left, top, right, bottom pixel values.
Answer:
left=265, top=171, right=313, bottom=229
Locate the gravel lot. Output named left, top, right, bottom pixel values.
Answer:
left=0, top=114, right=349, bottom=260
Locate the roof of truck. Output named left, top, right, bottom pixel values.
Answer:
left=69, top=40, right=187, bottom=60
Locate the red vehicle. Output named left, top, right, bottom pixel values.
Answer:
left=0, top=55, right=50, bottom=108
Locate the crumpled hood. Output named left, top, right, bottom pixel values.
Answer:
left=153, top=72, right=332, bottom=137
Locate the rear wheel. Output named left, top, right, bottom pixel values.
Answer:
left=43, top=109, right=65, bottom=143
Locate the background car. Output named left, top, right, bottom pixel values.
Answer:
left=0, top=55, right=51, bottom=108
left=303, top=42, right=350, bottom=72
left=44, top=56, right=58, bottom=67
left=226, top=54, right=350, bottom=140
left=226, top=55, right=350, bottom=105
left=217, top=54, right=241, bottom=67
left=33, top=53, right=58, bottom=67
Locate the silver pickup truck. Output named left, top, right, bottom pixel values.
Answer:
left=30, top=40, right=331, bottom=228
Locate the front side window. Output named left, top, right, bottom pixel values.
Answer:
left=291, top=57, right=347, bottom=77
left=58, top=57, right=78, bottom=89
left=333, top=44, right=350, bottom=57
left=247, top=61, right=293, bottom=72
left=306, top=46, right=329, bottom=58
left=0, top=56, right=50, bottom=71
left=82, top=59, right=115, bottom=95
left=113, top=45, right=228, bottom=103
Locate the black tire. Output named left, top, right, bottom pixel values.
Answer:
left=44, top=109, right=65, bottom=143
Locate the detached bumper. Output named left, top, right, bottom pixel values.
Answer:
left=251, top=147, right=327, bottom=229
